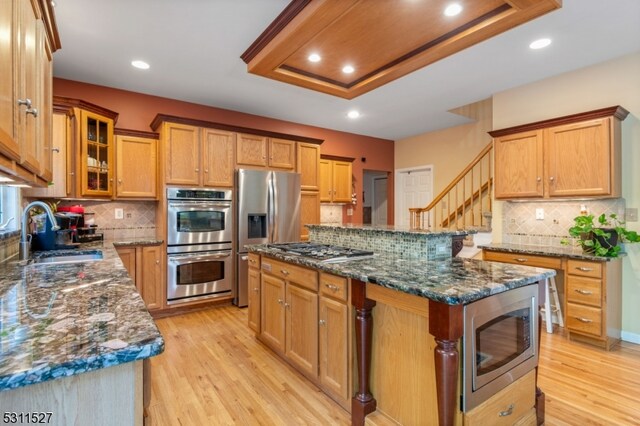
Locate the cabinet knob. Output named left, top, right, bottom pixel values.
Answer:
left=204, top=169, right=209, bottom=173
left=118, top=179, right=122, bottom=184
left=195, top=168, right=200, bottom=172
left=319, top=319, right=326, bottom=326
left=284, top=302, right=290, bottom=309
left=277, top=299, right=283, bottom=305
left=69, top=172, right=75, bottom=176
left=249, top=259, right=256, bottom=264
left=17, top=98, right=32, bottom=108
left=280, top=269, right=290, bottom=276
left=25, top=107, right=38, bottom=117
left=536, top=177, right=541, bottom=182
left=253, top=287, right=259, bottom=292
left=549, top=176, right=555, bottom=182
left=52, top=148, right=60, bottom=153
left=325, top=283, right=339, bottom=291
left=155, top=260, right=160, bottom=265
left=498, top=404, right=514, bottom=417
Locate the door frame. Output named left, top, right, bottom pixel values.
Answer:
left=372, top=176, right=388, bottom=226
left=394, top=165, right=434, bottom=228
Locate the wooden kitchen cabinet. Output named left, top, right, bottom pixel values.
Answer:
left=116, top=244, right=164, bottom=311
left=116, top=247, right=137, bottom=283
left=80, top=109, right=114, bottom=197
left=319, top=157, right=352, bottom=203
left=115, top=132, right=158, bottom=199
left=260, top=273, right=286, bottom=353
left=297, top=142, right=320, bottom=190
left=285, top=283, right=318, bottom=378
left=247, top=253, right=261, bottom=333
left=236, top=133, right=296, bottom=170
left=300, top=190, right=320, bottom=241
left=491, top=106, right=628, bottom=200
left=161, top=122, right=235, bottom=188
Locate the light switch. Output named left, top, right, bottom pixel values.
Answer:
left=115, top=208, right=124, bottom=219
left=535, top=208, right=544, bottom=220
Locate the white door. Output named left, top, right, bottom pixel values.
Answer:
left=395, top=167, right=433, bottom=228
left=373, top=177, right=388, bottom=226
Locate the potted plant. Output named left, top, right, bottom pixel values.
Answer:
left=563, top=213, right=640, bottom=257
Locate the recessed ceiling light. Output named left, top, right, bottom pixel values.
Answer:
left=347, top=110, right=360, bottom=119
left=342, top=65, right=355, bottom=74
left=529, top=38, right=552, bottom=49
left=308, top=53, right=321, bottom=63
left=131, top=60, right=150, bottom=70
left=444, top=3, right=462, bottom=17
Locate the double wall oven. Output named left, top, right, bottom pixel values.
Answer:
left=166, top=188, right=233, bottom=305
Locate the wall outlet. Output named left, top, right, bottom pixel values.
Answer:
left=347, top=208, right=353, bottom=216
left=627, top=208, right=638, bottom=222
left=535, top=208, right=544, bottom=220
left=436, top=244, right=448, bottom=254
left=115, top=208, right=124, bottom=219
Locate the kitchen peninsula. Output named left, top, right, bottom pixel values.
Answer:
left=247, top=225, right=555, bottom=426
left=0, top=244, right=164, bottom=425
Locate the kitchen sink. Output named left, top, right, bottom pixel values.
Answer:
left=31, top=251, right=103, bottom=265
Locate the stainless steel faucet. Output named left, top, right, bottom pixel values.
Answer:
left=20, top=201, right=60, bottom=260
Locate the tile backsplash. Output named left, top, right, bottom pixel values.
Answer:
left=320, top=204, right=343, bottom=224
left=502, top=199, right=626, bottom=247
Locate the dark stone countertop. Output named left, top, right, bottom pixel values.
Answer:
left=247, top=244, right=555, bottom=305
left=112, top=238, right=164, bottom=247
left=306, top=223, right=474, bottom=237
left=478, top=242, right=620, bottom=262
left=0, top=242, right=164, bottom=392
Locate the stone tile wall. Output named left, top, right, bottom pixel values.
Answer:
left=320, top=205, right=343, bottom=224
left=502, top=199, right=626, bottom=246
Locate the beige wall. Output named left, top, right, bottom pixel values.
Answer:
left=394, top=98, right=493, bottom=195
left=492, top=51, right=640, bottom=339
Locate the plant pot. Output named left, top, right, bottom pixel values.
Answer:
left=580, top=231, right=595, bottom=253
left=594, top=228, right=619, bottom=249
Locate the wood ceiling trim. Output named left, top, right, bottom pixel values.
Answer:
left=53, top=96, right=119, bottom=122
left=242, top=0, right=562, bottom=99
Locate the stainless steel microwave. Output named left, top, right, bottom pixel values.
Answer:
left=462, top=284, right=539, bottom=412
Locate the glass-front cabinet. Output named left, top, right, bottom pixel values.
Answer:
left=80, top=110, right=114, bottom=196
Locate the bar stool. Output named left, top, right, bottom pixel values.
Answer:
left=542, top=277, right=564, bottom=333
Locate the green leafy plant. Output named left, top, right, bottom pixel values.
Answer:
left=562, top=213, right=640, bottom=257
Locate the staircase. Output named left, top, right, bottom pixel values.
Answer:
left=409, top=141, right=493, bottom=232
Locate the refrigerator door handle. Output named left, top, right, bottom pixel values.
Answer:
left=268, top=173, right=276, bottom=242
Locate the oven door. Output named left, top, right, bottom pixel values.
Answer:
left=167, top=250, right=233, bottom=304
left=167, top=201, right=232, bottom=246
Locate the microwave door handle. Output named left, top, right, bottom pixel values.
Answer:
left=169, top=202, right=230, bottom=209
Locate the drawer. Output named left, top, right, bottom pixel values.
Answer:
left=248, top=253, right=261, bottom=269
left=483, top=251, right=562, bottom=269
left=464, top=370, right=535, bottom=426
left=319, top=273, right=348, bottom=302
left=567, top=259, right=602, bottom=279
left=566, top=302, right=603, bottom=337
left=261, top=258, right=318, bottom=291
left=567, top=276, right=602, bottom=307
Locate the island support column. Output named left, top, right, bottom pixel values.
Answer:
left=428, top=300, right=463, bottom=426
left=536, top=279, right=547, bottom=425
left=351, top=279, right=377, bottom=426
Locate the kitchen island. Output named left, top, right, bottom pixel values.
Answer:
left=247, top=240, right=555, bottom=426
left=0, top=243, right=164, bottom=426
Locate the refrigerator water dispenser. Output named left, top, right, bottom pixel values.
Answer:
left=248, top=214, right=267, bottom=239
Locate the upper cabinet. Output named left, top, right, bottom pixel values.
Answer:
left=115, top=130, right=159, bottom=199
left=297, top=143, right=320, bottom=191
left=319, top=156, right=353, bottom=203
left=80, top=109, right=114, bottom=197
left=0, top=0, right=60, bottom=185
left=491, top=106, right=628, bottom=200
left=236, top=134, right=296, bottom=170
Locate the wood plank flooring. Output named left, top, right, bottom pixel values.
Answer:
left=148, top=306, right=640, bottom=425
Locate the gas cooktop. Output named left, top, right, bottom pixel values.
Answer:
left=266, top=242, right=375, bottom=263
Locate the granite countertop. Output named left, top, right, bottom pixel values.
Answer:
left=112, top=238, right=164, bottom=247
left=0, top=242, right=164, bottom=392
left=306, top=223, right=474, bottom=237
left=478, top=242, right=620, bottom=262
left=247, top=245, right=555, bottom=305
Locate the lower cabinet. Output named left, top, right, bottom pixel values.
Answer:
left=247, top=253, right=261, bottom=333
left=116, top=244, right=164, bottom=311
left=255, top=256, right=351, bottom=411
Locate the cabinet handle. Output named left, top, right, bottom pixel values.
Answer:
left=325, top=283, right=339, bottom=291
left=195, top=168, right=200, bottom=172
left=69, top=172, right=75, bottom=176
left=284, top=302, right=290, bottom=309
left=575, top=317, right=593, bottom=323
left=249, top=259, right=257, bottom=264
left=319, top=319, right=326, bottom=326
left=549, top=176, right=555, bottom=182
left=155, top=260, right=159, bottom=265
left=574, top=289, right=593, bottom=295
left=204, top=169, right=208, bottom=173
left=277, top=299, right=283, bottom=305
left=536, top=177, right=541, bottom=182
left=498, top=404, right=514, bottom=417
left=118, top=179, right=122, bottom=184
left=576, top=267, right=593, bottom=272
left=253, top=287, right=259, bottom=292
left=17, top=98, right=32, bottom=108
left=514, top=258, right=528, bottom=263
left=52, top=148, right=60, bottom=153
left=280, top=269, right=290, bottom=276
left=26, top=107, right=38, bottom=117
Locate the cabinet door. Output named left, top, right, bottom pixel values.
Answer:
left=116, top=135, right=158, bottom=198
left=164, top=122, right=200, bottom=185
left=319, top=296, right=349, bottom=403
left=269, top=138, right=295, bottom=170
left=248, top=266, right=261, bottom=333
left=36, top=22, right=52, bottom=182
left=494, top=130, right=544, bottom=199
left=319, top=159, right=333, bottom=202
left=261, top=273, right=286, bottom=353
left=300, top=190, right=320, bottom=241
left=202, top=128, right=235, bottom=187
left=297, top=143, right=320, bottom=190
left=546, top=118, right=613, bottom=197
left=285, top=284, right=318, bottom=378
left=332, top=161, right=352, bottom=203
left=116, top=247, right=137, bottom=286
left=236, top=133, right=268, bottom=167
left=80, top=110, right=114, bottom=197
left=140, top=246, right=163, bottom=311
left=0, top=0, right=20, bottom=162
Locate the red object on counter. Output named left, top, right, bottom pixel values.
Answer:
left=58, top=205, right=85, bottom=214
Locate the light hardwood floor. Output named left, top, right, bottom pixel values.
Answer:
left=148, top=306, right=640, bottom=425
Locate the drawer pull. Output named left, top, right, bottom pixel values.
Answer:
left=253, top=287, right=259, bottom=292
left=498, top=404, right=514, bottom=417
left=284, top=302, right=290, bottom=309
left=277, top=299, right=283, bottom=305
left=249, top=259, right=256, bottom=264
left=325, top=283, right=339, bottom=291
left=575, top=317, right=593, bottom=323
left=574, top=289, right=593, bottom=295
left=280, top=269, right=290, bottom=276
left=319, top=319, right=326, bottom=326
left=514, top=258, right=528, bottom=263
left=576, top=267, right=594, bottom=272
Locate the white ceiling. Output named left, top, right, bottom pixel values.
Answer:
left=52, top=0, right=640, bottom=141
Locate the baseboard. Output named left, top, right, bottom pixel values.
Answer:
left=621, top=330, right=640, bottom=345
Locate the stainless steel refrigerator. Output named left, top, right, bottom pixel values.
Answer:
left=234, top=169, right=301, bottom=307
